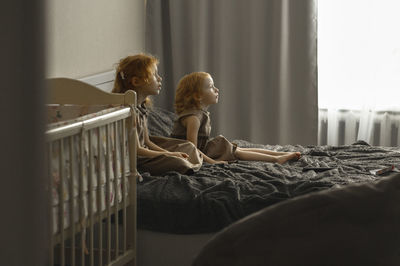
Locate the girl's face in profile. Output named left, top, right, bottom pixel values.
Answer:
left=200, top=75, right=219, bottom=107
left=137, top=64, right=162, bottom=97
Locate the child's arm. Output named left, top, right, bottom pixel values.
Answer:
left=181, top=115, right=201, bottom=147
left=182, top=115, right=227, bottom=164
left=140, top=122, right=189, bottom=159
left=144, top=128, right=168, bottom=152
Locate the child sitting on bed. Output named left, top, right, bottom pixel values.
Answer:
left=171, top=72, right=301, bottom=164
left=113, top=54, right=203, bottom=175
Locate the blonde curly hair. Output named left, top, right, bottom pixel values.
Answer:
left=174, top=72, right=210, bottom=114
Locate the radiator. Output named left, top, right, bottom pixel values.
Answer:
left=318, top=109, right=400, bottom=147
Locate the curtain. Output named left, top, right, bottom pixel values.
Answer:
left=145, top=0, right=317, bottom=145
left=318, top=0, right=400, bottom=147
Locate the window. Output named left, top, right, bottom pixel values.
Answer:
left=318, top=0, right=400, bottom=111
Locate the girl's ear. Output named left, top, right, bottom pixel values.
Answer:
left=194, top=92, right=202, bottom=101
left=131, top=76, right=143, bottom=87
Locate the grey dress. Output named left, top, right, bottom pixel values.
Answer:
left=136, top=104, right=202, bottom=175
left=171, top=109, right=237, bottom=162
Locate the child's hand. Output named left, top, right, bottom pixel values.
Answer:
left=169, top=151, right=189, bottom=160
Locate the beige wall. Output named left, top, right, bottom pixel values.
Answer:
left=46, top=0, right=145, bottom=79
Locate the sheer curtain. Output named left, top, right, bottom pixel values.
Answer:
left=146, top=0, right=318, bottom=145
left=318, top=0, right=400, bottom=146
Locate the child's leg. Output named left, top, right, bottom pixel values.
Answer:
left=239, top=148, right=301, bottom=160
left=240, top=147, right=294, bottom=156
left=234, top=148, right=299, bottom=164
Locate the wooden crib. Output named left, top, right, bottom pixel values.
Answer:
left=45, top=78, right=138, bottom=266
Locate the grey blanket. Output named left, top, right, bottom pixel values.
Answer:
left=137, top=107, right=400, bottom=234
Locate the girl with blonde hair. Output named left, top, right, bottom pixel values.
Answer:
left=171, top=72, right=301, bottom=164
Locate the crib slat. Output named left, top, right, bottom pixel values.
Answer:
left=69, top=136, right=76, bottom=266
left=114, top=122, right=120, bottom=259
left=97, top=127, right=103, bottom=266
left=121, top=119, right=127, bottom=253
left=48, top=143, right=54, bottom=266
left=126, top=110, right=137, bottom=265
left=132, top=112, right=137, bottom=264
left=88, top=130, right=94, bottom=266
left=59, top=139, right=65, bottom=266
left=79, top=132, right=85, bottom=266
left=106, top=124, right=112, bottom=263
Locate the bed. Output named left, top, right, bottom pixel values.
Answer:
left=137, top=106, right=400, bottom=266
left=45, top=78, right=138, bottom=266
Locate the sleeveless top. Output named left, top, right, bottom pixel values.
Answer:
left=171, top=109, right=211, bottom=151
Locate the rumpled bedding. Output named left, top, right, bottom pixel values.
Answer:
left=137, top=107, right=400, bottom=234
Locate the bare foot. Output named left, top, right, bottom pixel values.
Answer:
left=276, top=152, right=300, bottom=164
left=284, top=151, right=301, bottom=160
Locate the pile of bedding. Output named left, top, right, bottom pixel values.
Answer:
left=137, top=107, right=400, bottom=234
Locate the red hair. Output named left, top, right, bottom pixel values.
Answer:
left=174, top=72, right=209, bottom=114
left=113, top=53, right=159, bottom=105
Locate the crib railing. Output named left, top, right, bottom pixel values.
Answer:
left=46, top=107, right=137, bottom=266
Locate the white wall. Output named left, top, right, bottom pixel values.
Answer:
left=46, top=0, right=145, bottom=79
